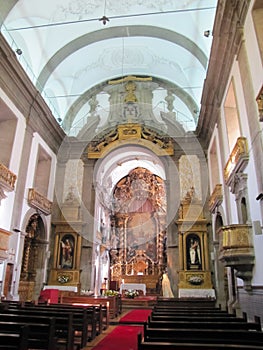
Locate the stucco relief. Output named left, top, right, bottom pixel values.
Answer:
left=179, top=155, right=201, bottom=200
left=63, top=159, right=84, bottom=202
left=56, top=0, right=179, bottom=21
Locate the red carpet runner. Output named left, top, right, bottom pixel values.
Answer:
left=92, top=309, right=152, bottom=350
left=119, top=309, right=152, bottom=324
left=92, top=325, right=143, bottom=350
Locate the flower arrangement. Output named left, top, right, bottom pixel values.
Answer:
left=124, top=289, right=139, bottom=298
left=103, top=290, right=119, bottom=296
left=188, top=275, right=204, bottom=285
left=57, top=273, right=70, bottom=284
left=80, top=289, right=94, bottom=296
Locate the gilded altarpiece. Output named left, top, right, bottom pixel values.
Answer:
left=176, top=192, right=215, bottom=298
left=48, top=198, right=82, bottom=289
left=109, top=167, right=167, bottom=291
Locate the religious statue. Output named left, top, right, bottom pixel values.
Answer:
left=60, top=235, right=74, bottom=269
left=187, top=235, right=201, bottom=270
left=162, top=270, right=174, bottom=297
left=26, top=214, right=39, bottom=238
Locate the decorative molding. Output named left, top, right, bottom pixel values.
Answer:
left=197, top=0, right=250, bottom=146
left=108, top=75, right=152, bottom=85
left=224, top=137, right=249, bottom=190
left=256, top=85, right=263, bottom=122
left=178, top=271, right=213, bottom=289
left=0, top=162, right=17, bottom=192
left=0, top=228, right=11, bottom=260
left=209, top=184, right=223, bottom=213
left=27, top=188, right=53, bottom=215
left=87, top=123, right=174, bottom=158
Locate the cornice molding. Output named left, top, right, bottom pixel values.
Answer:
left=0, top=33, right=65, bottom=154
left=196, top=0, right=251, bottom=147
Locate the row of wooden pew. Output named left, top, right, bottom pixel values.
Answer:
left=0, top=299, right=109, bottom=349
left=138, top=298, right=263, bottom=350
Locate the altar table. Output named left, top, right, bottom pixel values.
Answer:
left=43, top=285, right=78, bottom=292
left=120, top=283, right=146, bottom=295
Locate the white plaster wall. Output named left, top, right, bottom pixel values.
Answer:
left=0, top=89, right=26, bottom=231
left=232, top=37, right=263, bottom=286
left=207, top=125, right=224, bottom=193
left=219, top=30, right=263, bottom=285
left=20, top=132, right=57, bottom=239
left=245, top=1, right=263, bottom=98
left=218, top=101, right=238, bottom=225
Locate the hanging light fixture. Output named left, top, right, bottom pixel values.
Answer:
left=99, top=0, right=109, bottom=25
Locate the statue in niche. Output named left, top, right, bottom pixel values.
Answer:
left=26, top=214, right=39, bottom=239
left=187, top=234, right=201, bottom=270
left=60, top=235, right=74, bottom=269
left=21, top=214, right=41, bottom=280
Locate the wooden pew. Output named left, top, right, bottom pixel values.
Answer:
left=142, top=323, right=263, bottom=346
left=147, top=315, right=262, bottom=331
left=142, top=299, right=262, bottom=349
left=60, top=296, right=110, bottom=329
left=12, top=302, right=98, bottom=345
left=43, top=302, right=105, bottom=337
left=152, top=310, right=236, bottom=318
left=7, top=300, right=105, bottom=345
left=153, top=304, right=222, bottom=312
left=153, top=304, right=229, bottom=313
left=0, top=324, right=29, bottom=350
left=0, top=312, right=74, bottom=350
left=0, top=316, right=57, bottom=350
left=138, top=332, right=263, bottom=350
left=2, top=300, right=101, bottom=346
left=48, top=303, right=101, bottom=343
left=156, top=297, right=217, bottom=307
left=150, top=314, right=244, bottom=323
left=60, top=295, right=119, bottom=320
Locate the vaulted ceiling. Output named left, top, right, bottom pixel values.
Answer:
left=0, top=0, right=217, bottom=135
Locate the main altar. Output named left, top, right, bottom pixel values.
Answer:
left=109, top=167, right=167, bottom=293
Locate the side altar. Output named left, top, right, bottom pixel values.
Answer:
left=176, top=191, right=215, bottom=299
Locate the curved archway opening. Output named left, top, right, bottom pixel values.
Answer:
left=93, top=144, right=168, bottom=294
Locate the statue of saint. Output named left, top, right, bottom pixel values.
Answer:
left=162, top=270, right=174, bottom=297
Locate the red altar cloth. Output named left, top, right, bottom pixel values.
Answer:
left=39, top=288, right=59, bottom=304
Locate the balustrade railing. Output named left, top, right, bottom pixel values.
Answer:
left=28, top=188, right=52, bottom=215
left=209, top=184, right=223, bottom=213
left=0, top=162, right=17, bottom=191
left=224, top=137, right=249, bottom=186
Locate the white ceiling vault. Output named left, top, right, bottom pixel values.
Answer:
left=0, top=0, right=217, bottom=135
